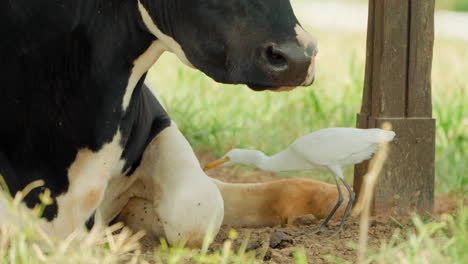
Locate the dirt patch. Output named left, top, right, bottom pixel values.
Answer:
left=138, top=152, right=466, bottom=263
left=211, top=219, right=389, bottom=264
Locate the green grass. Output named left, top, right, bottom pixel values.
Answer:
left=2, top=191, right=466, bottom=263
left=365, top=204, right=468, bottom=264
left=432, top=38, right=468, bottom=193
left=436, top=0, right=468, bottom=12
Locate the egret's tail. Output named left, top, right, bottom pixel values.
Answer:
left=367, top=129, right=396, bottom=142
left=381, top=130, right=396, bottom=142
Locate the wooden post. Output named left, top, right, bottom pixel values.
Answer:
left=354, top=0, right=436, bottom=215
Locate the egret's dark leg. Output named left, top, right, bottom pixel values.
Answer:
left=305, top=177, right=343, bottom=234
left=329, top=178, right=355, bottom=237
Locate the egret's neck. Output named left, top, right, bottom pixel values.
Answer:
left=231, top=150, right=269, bottom=169
left=233, top=148, right=314, bottom=173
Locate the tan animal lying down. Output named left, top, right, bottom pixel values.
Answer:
left=119, top=177, right=348, bottom=246
left=216, top=178, right=348, bottom=227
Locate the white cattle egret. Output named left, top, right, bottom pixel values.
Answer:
left=204, top=127, right=396, bottom=234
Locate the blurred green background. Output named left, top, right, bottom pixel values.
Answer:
left=436, top=0, right=468, bottom=11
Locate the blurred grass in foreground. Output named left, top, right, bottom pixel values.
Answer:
left=147, top=28, right=467, bottom=194
left=364, top=206, right=468, bottom=264
left=1, top=186, right=466, bottom=263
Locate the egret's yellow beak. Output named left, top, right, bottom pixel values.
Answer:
left=203, top=157, right=230, bottom=171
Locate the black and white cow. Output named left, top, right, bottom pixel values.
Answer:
left=0, top=0, right=327, bottom=247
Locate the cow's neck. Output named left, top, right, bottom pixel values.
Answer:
left=137, top=0, right=193, bottom=68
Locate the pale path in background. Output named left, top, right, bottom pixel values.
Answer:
left=292, top=1, right=468, bottom=41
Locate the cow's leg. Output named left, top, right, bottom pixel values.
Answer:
left=97, top=175, right=150, bottom=226
left=119, top=122, right=224, bottom=247
left=118, top=197, right=165, bottom=238
left=212, top=178, right=348, bottom=227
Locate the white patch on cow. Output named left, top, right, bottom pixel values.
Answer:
left=43, top=132, right=125, bottom=237
left=295, top=25, right=317, bottom=86
left=122, top=41, right=166, bottom=111
left=131, top=121, right=224, bottom=247
left=137, top=1, right=195, bottom=69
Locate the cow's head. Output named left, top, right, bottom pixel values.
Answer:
left=138, top=0, right=317, bottom=91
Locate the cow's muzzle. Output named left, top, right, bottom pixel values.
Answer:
left=251, top=30, right=317, bottom=91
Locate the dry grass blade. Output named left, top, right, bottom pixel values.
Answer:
left=121, top=230, right=146, bottom=252
left=57, top=230, right=80, bottom=253
left=36, top=223, right=56, bottom=249
left=356, top=122, right=392, bottom=264
left=32, top=243, right=48, bottom=262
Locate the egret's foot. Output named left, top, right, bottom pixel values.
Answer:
left=327, top=226, right=345, bottom=238
left=294, top=224, right=345, bottom=237
left=305, top=227, right=325, bottom=235
left=292, top=229, right=320, bottom=236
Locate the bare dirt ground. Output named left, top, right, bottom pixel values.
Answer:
left=138, top=152, right=465, bottom=263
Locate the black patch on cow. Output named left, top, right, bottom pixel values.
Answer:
left=120, top=82, right=171, bottom=176
left=85, top=211, right=96, bottom=231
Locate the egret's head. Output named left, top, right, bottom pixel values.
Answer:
left=204, top=149, right=266, bottom=171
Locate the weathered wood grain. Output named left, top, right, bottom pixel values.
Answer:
left=373, top=118, right=435, bottom=214
left=354, top=0, right=436, bottom=215
left=407, top=0, right=435, bottom=117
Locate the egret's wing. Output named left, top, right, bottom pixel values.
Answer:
left=289, top=128, right=394, bottom=166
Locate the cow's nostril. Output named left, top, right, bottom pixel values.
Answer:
left=264, top=45, right=288, bottom=70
